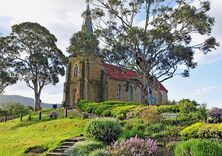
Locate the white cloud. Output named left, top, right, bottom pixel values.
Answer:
left=190, top=86, right=217, bottom=98
left=193, top=0, right=222, bottom=65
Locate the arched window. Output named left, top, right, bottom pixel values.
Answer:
left=116, top=84, right=121, bottom=99
left=128, top=85, right=133, bottom=101
left=74, top=64, right=78, bottom=77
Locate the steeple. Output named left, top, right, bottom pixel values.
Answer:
left=82, top=4, right=93, bottom=33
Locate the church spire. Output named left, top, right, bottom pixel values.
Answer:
left=82, top=3, right=93, bottom=33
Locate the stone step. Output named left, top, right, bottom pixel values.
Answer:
left=52, top=148, right=66, bottom=153
left=46, top=152, right=69, bottom=156
left=57, top=145, right=71, bottom=149
left=60, top=142, right=75, bottom=146
left=64, top=136, right=85, bottom=142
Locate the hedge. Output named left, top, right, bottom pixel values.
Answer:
left=174, top=139, right=222, bottom=156
left=181, top=122, right=222, bottom=139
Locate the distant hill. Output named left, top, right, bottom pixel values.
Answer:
left=0, top=95, right=61, bottom=109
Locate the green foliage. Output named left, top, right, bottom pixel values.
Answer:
left=111, top=105, right=136, bottom=120
left=178, top=99, right=198, bottom=114
left=78, top=100, right=145, bottom=119
left=1, top=22, right=66, bottom=111
left=85, top=118, right=122, bottom=142
left=89, top=0, right=219, bottom=90
left=0, top=37, right=17, bottom=93
left=68, top=140, right=104, bottom=156
left=174, top=139, right=222, bottom=156
left=181, top=122, right=222, bottom=139
left=0, top=102, right=31, bottom=117
left=140, top=107, right=163, bottom=123
left=89, top=149, right=111, bottom=156
left=152, top=105, right=180, bottom=113
left=67, top=31, right=99, bottom=57
left=166, top=141, right=178, bottom=153
left=121, top=128, right=145, bottom=139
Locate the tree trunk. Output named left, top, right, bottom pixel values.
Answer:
left=34, top=92, right=41, bottom=111
left=142, top=73, right=150, bottom=105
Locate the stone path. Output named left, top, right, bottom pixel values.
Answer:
left=46, top=136, right=85, bottom=156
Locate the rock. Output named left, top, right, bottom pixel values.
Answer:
left=49, top=111, right=59, bottom=119
left=24, top=145, right=48, bottom=153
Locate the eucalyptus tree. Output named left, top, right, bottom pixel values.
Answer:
left=0, top=37, right=17, bottom=94
left=1, top=22, right=66, bottom=111
left=88, top=0, right=219, bottom=104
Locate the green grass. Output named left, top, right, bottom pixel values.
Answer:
left=0, top=108, right=87, bottom=156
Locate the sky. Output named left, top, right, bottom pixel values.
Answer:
left=0, top=0, right=221, bottom=108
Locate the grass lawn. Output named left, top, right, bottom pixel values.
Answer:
left=0, top=108, right=87, bottom=156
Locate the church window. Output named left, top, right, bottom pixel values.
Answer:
left=116, top=84, right=121, bottom=99
left=74, top=64, right=78, bottom=77
left=128, top=85, right=133, bottom=101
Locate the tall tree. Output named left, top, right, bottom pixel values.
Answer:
left=0, top=37, right=17, bottom=93
left=1, top=22, right=66, bottom=111
left=88, top=0, right=219, bottom=104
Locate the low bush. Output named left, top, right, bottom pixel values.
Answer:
left=153, top=105, right=179, bottom=113
left=140, top=108, right=163, bottom=123
left=125, top=106, right=147, bottom=119
left=77, top=100, right=145, bottom=119
left=85, top=118, right=122, bottom=142
left=89, top=149, right=111, bottom=156
left=0, top=102, right=32, bottom=117
left=174, top=139, right=222, bottom=156
left=180, top=122, right=222, bottom=139
left=208, top=107, right=222, bottom=123
left=111, top=105, right=136, bottom=120
left=121, top=127, right=145, bottom=139
left=65, top=140, right=103, bottom=156
left=110, top=136, right=157, bottom=156
left=166, top=141, right=178, bottom=153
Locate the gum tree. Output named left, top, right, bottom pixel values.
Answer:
left=0, top=37, right=17, bottom=93
left=1, top=22, right=66, bottom=111
left=88, top=0, right=219, bottom=104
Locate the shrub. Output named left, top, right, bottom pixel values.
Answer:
left=89, top=149, right=111, bottom=156
left=174, top=139, right=222, bottom=156
left=180, top=122, right=204, bottom=139
left=65, top=140, right=103, bottom=156
left=121, top=128, right=145, bottom=139
left=111, top=105, right=135, bottom=120
left=145, top=123, right=164, bottom=136
left=126, top=106, right=147, bottom=119
left=140, top=107, right=163, bottom=123
left=85, top=118, right=122, bottom=142
left=153, top=105, right=179, bottom=113
left=180, top=122, right=222, bottom=140
left=208, top=107, right=222, bottom=123
left=110, top=136, right=157, bottom=156
left=0, top=102, right=31, bottom=117
left=166, top=141, right=178, bottom=153
left=178, top=99, right=198, bottom=114
left=77, top=100, right=145, bottom=118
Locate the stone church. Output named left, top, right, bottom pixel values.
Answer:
left=62, top=5, right=168, bottom=108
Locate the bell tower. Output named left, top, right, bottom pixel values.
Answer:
left=63, top=4, right=103, bottom=108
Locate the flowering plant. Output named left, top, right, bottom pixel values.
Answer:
left=110, top=136, right=157, bottom=156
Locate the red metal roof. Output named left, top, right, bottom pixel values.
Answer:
left=103, top=63, right=167, bottom=92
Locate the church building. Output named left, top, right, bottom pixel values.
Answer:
left=62, top=5, right=168, bottom=108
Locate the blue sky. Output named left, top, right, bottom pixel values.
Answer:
left=0, top=0, right=221, bottom=108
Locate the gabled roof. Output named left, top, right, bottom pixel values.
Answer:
left=103, top=63, right=168, bottom=92
left=103, top=64, right=137, bottom=81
